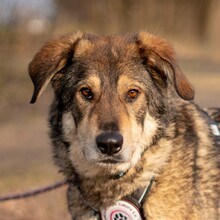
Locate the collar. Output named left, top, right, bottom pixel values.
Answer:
left=113, top=171, right=127, bottom=179
left=87, top=176, right=155, bottom=219
left=129, top=176, right=155, bottom=205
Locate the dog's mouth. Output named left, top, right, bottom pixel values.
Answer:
left=99, top=159, right=122, bottom=164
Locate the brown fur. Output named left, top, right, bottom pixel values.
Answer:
left=29, top=32, right=219, bottom=220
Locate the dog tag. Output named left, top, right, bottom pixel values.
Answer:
left=101, top=199, right=143, bottom=220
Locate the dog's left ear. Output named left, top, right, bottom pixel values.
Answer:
left=29, top=32, right=83, bottom=103
left=136, top=32, right=194, bottom=100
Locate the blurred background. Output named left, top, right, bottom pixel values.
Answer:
left=0, top=0, right=219, bottom=219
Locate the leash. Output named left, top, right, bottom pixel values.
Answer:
left=0, top=180, right=67, bottom=202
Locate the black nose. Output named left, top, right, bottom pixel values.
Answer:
left=96, top=132, right=123, bottom=155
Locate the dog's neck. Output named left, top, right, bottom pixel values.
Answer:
left=81, top=175, right=155, bottom=217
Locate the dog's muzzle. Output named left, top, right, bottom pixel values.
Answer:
left=96, top=132, right=123, bottom=156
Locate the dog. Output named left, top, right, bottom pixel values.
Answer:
left=29, top=32, right=219, bottom=220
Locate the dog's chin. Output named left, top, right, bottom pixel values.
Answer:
left=90, top=151, right=142, bottom=176
left=95, top=159, right=131, bottom=176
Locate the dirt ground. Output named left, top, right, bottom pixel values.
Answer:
left=0, top=49, right=219, bottom=219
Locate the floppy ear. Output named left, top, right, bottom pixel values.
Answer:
left=136, top=32, right=194, bottom=100
left=28, top=31, right=83, bottom=103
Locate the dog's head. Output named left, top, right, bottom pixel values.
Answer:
left=29, top=32, right=194, bottom=177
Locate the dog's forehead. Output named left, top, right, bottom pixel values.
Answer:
left=75, top=35, right=138, bottom=62
left=73, top=35, right=143, bottom=84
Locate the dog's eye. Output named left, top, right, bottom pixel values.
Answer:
left=80, top=87, right=93, bottom=100
left=127, top=89, right=139, bottom=99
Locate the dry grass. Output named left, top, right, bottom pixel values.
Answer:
left=0, top=113, right=71, bottom=220
left=0, top=187, right=70, bottom=220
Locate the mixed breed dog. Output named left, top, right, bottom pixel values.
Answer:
left=29, top=31, right=219, bottom=220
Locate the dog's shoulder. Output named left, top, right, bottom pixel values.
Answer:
left=144, top=100, right=219, bottom=219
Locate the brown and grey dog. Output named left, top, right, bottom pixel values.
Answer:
left=29, top=32, right=219, bottom=220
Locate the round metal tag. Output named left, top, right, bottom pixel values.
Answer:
left=101, top=200, right=143, bottom=220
